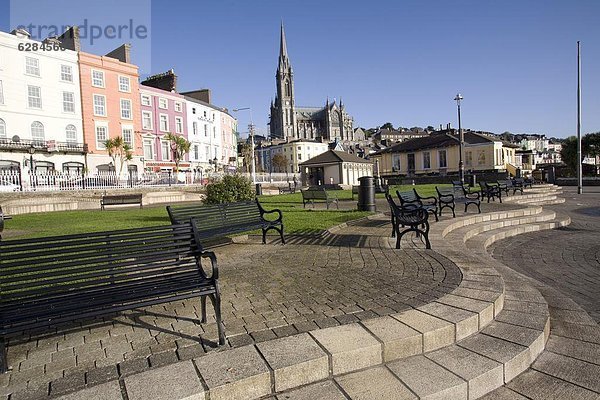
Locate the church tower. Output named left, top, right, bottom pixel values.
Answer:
left=270, top=22, right=296, bottom=139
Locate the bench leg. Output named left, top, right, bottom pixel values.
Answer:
left=209, top=287, right=226, bottom=346
left=0, top=338, right=7, bottom=373
left=200, top=296, right=207, bottom=323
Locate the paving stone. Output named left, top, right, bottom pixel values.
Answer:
left=292, top=321, right=319, bottom=333
left=532, top=351, right=600, bottom=392
left=388, top=355, right=467, bottom=399
left=458, top=333, right=530, bottom=383
left=436, top=295, right=495, bottom=328
left=117, top=357, right=149, bottom=377
left=506, top=369, right=599, bottom=400
left=549, top=308, right=597, bottom=325
left=228, top=334, right=254, bottom=348
left=250, top=329, right=277, bottom=343
left=257, top=333, right=328, bottom=392
left=272, top=325, right=299, bottom=338
left=502, top=299, right=548, bottom=316
left=482, top=321, right=545, bottom=359
left=177, top=343, right=205, bottom=361
left=545, top=336, right=600, bottom=365
left=494, top=310, right=549, bottom=332
left=479, top=386, right=529, bottom=400
left=54, top=381, right=123, bottom=400
left=392, top=309, right=455, bottom=352
left=310, top=323, right=381, bottom=375
left=419, top=302, right=479, bottom=341
left=336, top=366, right=416, bottom=399
left=361, top=316, right=422, bottom=361
left=125, top=360, right=205, bottom=400
left=426, top=345, right=504, bottom=399
left=194, top=345, right=270, bottom=400
left=50, top=372, right=86, bottom=397
left=9, top=384, right=49, bottom=400
left=276, top=380, right=346, bottom=400
left=86, top=365, right=119, bottom=386
left=549, top=320, right=600, bottom=344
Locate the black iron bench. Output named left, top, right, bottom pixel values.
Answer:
left=0, top=221, right=225, bottom=373
left=436, top=184, right=481, bottom=216
left=167, top=199, right=285, bottom=244
left=0, top=206, right=12, bottom=239
left=278, top=184, right=296, bottom=194
left=386, top=194, right=431, bottom=249
left=301, top=188, right=339, bottom=210
left=100, top=193, right=143, bottom=210
left=396, top=189, right=438, bottom=222
left=498, top=179, right=523, bottom=196
left=514, top=177, right=532, bottom=190
left=479, top=182, right=502, bottom=203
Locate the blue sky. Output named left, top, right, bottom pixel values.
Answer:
left=2, top=0, right=599, bottom=138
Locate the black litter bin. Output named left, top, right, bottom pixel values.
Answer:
left=357, top=176, right=376, bottom=212
left=255, top=183, right=262, bottom=196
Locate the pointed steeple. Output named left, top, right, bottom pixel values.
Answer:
left=278, top=21, right=290, bottom=72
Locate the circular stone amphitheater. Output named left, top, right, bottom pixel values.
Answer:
left=2, top=184, right=599, bottom=400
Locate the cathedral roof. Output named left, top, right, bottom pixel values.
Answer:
left=300, top=150, right=372, bottom=166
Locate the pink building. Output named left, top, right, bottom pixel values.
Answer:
left=139, top=84, right=189, bottom=172
left=220, top=112, right=238, bottom=171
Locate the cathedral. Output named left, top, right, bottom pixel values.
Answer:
left=269, top=23, right=355, bottom=142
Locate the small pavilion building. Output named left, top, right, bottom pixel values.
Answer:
left=300, top=150, right=373, bottom=187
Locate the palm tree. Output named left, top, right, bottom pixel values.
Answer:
left=164, top=133, right=191, bottom=173
left=104, top=136, right=133, bottom=176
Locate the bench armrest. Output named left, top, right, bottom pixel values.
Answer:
left=200, top=250, right=219, bottom=280
left=261, top=207, right=283, bottom=223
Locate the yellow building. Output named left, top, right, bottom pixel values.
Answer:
left=372, top=131, right=518, bottom=178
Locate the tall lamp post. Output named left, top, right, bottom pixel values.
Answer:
left=454, top=93, right=465, bottom=184
left=232, top=107, right=256, bottom=184
left=28, top=144, right=36, bottom=189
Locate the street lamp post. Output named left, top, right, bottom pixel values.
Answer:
left=232, top=107, right=256, bottom=184
left=454, top=93, right=465, bottom=185
left=28, top=144, right=36, bottom=189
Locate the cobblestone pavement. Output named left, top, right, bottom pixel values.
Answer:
left=490, top=186, right=600, bottom=323
left=1, top=213, right=462, bottom=399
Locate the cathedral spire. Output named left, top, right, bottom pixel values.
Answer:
left=278, top=21, right=290, bottom=71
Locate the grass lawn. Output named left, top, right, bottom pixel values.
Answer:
left=5, top=202, right=372, bottom=240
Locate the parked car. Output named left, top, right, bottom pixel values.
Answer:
left=0, top=178, right=19, bottom=192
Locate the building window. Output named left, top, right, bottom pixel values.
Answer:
left=158, top=98, right=168, bottom=109
left=120, top=99, right=132, bottom=119
left=62, top=92, right=75, bottom=113
left=205, top=145, right=210, bottom=160
left=143, top=139, right=153, bottom=160
left=439, top=150, right=447, bottom=168
left=204, top=124, right=207, bottom=137
left=25, top=57, right=40, bottom=76
left=213, top=126, right=216, bottom=138
left=92, top=70, right=104, bottom=87
left=118, top=76, right=130, bottom=92
left=298, top=154, right=302, bottom=160
left=159, top=115, right=168, bottom=132
left=174, top=102, right=182, bottom=112
left=192, top=107, right=196, bottom=114
left=95, top=125, right=107, bottom=149
left=161, top=141, right=170, bottom=160
left=175, top=117, right=183, bottom=134
left=141, top=94, right=151, bottom=106
left=27, top=85, right=42, bottom=109
left=65, top=125, right=77, bottom=142
left=0, top=80, right=4, bottom=104
left=0, top=118, right=6, bottom=138
left=93, top=94, right=106, bottom=116
left=423, top=152, right=431, bottom=169
left=478, top=150, right=486, bottom=166
left=31, top=121, right=45, bottom=142
left=60, top=65, right=73, bottom=82
left=392, top=154, right=401, bottom=172
left=194, top=145, right=199, bottom=160
left=142, top=111, right=152, bottom=130
left=193, top=121, right=198, bottom=135
left=203, top=111, right=207, bottom=118
left=466, top=151, right=473, bottom=167
left=122, top=127, right=133, bottom=147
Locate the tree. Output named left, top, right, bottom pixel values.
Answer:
left=164, top=133, right=191, bottom=173
left=560, top=133, right=600, bottom=176
left=104, top=136, right=132, bottom=176
left=271, top=154, right=287, bottom=173
left=239, top=143, right=253, bottom=173
left=380, top=122, right=394, bottom=131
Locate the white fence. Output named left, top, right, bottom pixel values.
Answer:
left=0, top=170, right=301, bottom=192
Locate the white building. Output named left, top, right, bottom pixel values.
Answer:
left=0, top=29, right=85, bottom=174
left=184, top=97, right=223, bottom=172
left=256, top=139, right=329, bottom=174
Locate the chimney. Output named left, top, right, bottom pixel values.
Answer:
left=141, top=69, right=178, bottom=92
left=57, top=26, right=80, bottom=52
left=11, top=28, right=31, bottom=39
left=181, top=89, right=212, bottom=104
left=105, top=43, right=131, bottom=64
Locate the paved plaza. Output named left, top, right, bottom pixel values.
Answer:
left=2, top=186, right=600, bottom=400
left=490, top=186, right=600, bottom=322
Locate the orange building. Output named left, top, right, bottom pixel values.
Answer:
left=78, top=45, right=141, bottom=174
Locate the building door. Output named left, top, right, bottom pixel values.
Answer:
left=407, top=154, right=415, bottom=174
